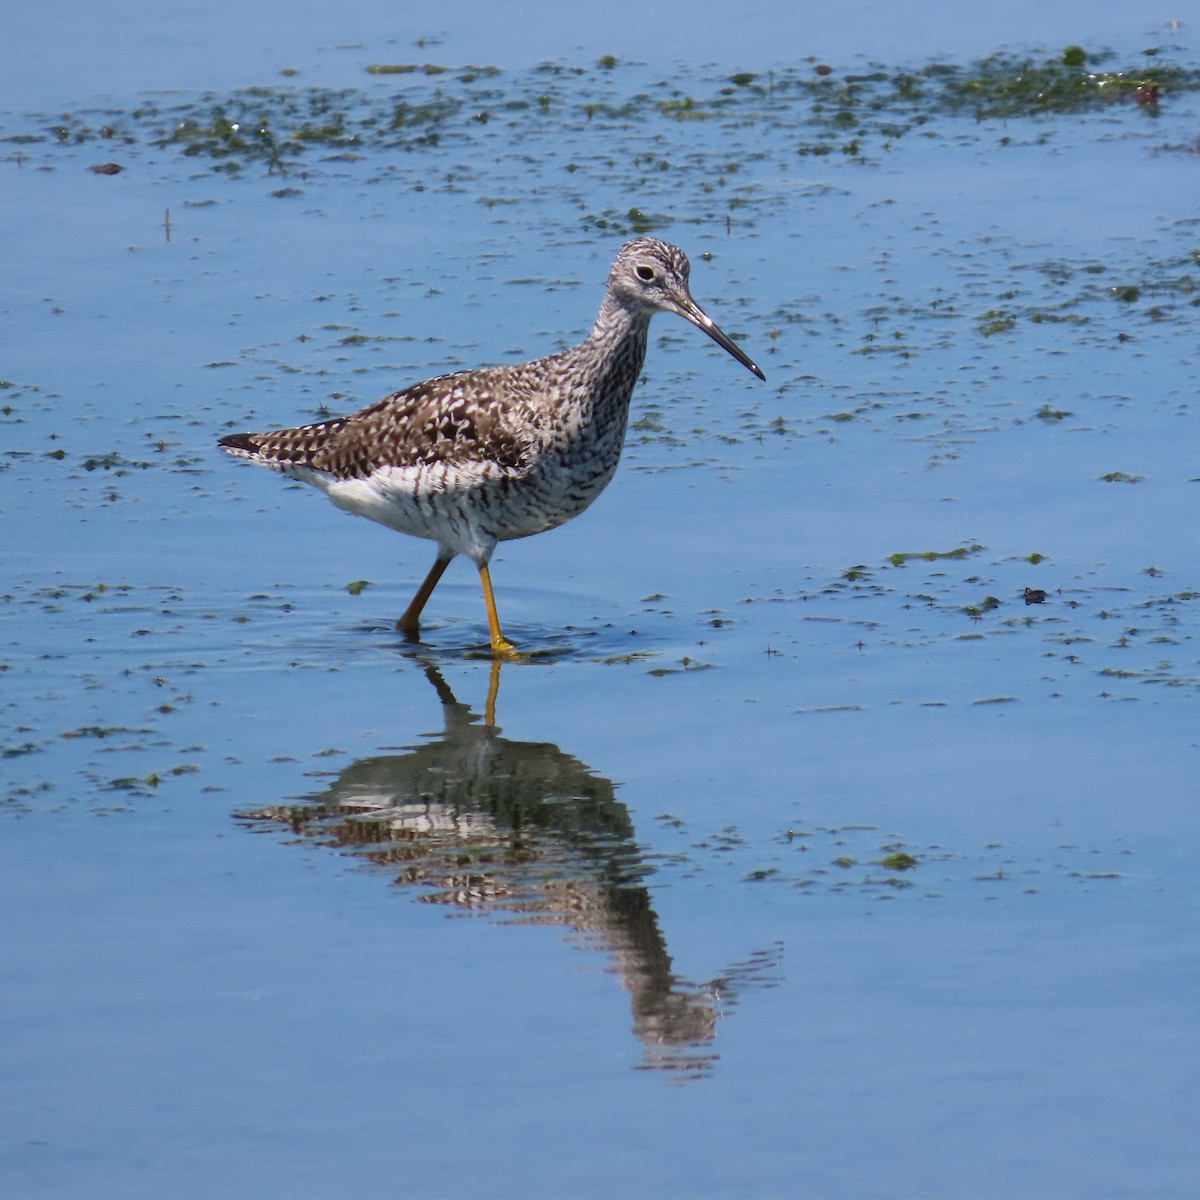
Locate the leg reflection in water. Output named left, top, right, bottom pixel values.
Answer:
left=236, top=657, right=782, bottom=1076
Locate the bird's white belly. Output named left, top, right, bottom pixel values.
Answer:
left=306, top=448, right=621, bottom=561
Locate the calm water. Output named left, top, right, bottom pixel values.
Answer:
left=3, top=3, right=1199, bottom=1197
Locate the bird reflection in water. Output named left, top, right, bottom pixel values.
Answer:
left=235, top=659, right=781, bottom=1077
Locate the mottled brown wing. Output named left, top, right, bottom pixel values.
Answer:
left=221, top=369, right=534, bottom=480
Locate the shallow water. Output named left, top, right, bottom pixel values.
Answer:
left=3, top=4, right=1200, bottom=1197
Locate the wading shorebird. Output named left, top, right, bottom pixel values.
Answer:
left=219, top=237, right=764, bottom=654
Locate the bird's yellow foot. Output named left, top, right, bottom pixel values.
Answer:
left=490, top=635, right=519, bottom=657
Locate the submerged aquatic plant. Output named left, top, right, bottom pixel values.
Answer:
left=11, top=44, right=1197, bottom=189
left=938, top=45, right=1194, bottom=118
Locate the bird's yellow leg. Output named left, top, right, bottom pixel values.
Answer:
left=396, top=554, right=452, bottom=640
left=478, top=563, right=517, bottom=656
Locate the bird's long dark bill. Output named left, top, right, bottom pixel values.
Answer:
left=682, top=302, right=766, bottom=380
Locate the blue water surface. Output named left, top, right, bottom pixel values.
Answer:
left=2, top=2, right=1199, bottom=1197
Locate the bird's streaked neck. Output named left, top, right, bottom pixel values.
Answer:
left=583, top=293, right=652, bottom=381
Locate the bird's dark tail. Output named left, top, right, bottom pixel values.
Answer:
left=217, top=418, right=349, bottom=466
left=218, top=432, right=262, bottom=456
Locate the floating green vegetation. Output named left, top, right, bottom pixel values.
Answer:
left=964, top=596, right=1002, bottom=617
left=625, top=206, right=657, bottom=232
left=659, top=96, right=710, bottom=120
left=889, top=544, right=985, bottom=567
left=879, top=852, right=918, bottom=871
left=1028, top=310, right=1087, bottom=325
left=979, top=309, right=1017, bottom=337
left=1035, top=404, right=1072, bottom=421
left=743, top=867, right=779, bottom=881
left=11, top=45, right=1200, bottom=207
left=165, top=105, right=284, bottom=166
left=1099, top=470, right=1144, bottom=483
left=599, top=650, right=660, bottom=665
left=368, top=62, right=502, bottom=80
left=81, top=451, right=154, bottom=473
left=106, top=775, right=154, bottom=791
left=367, top=63, right=446, bottom=76
left=583, top=207, right=668, bottom=235
left=647, top=657, right=713, bottom=676
left=939, top=46, right=1189, bottom=118
left=388, top=96, right=458, bottom=132
left=630, top=410, right=665, bottom=433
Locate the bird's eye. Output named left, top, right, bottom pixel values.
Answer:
left=636, top=265, right=656, bottom=282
